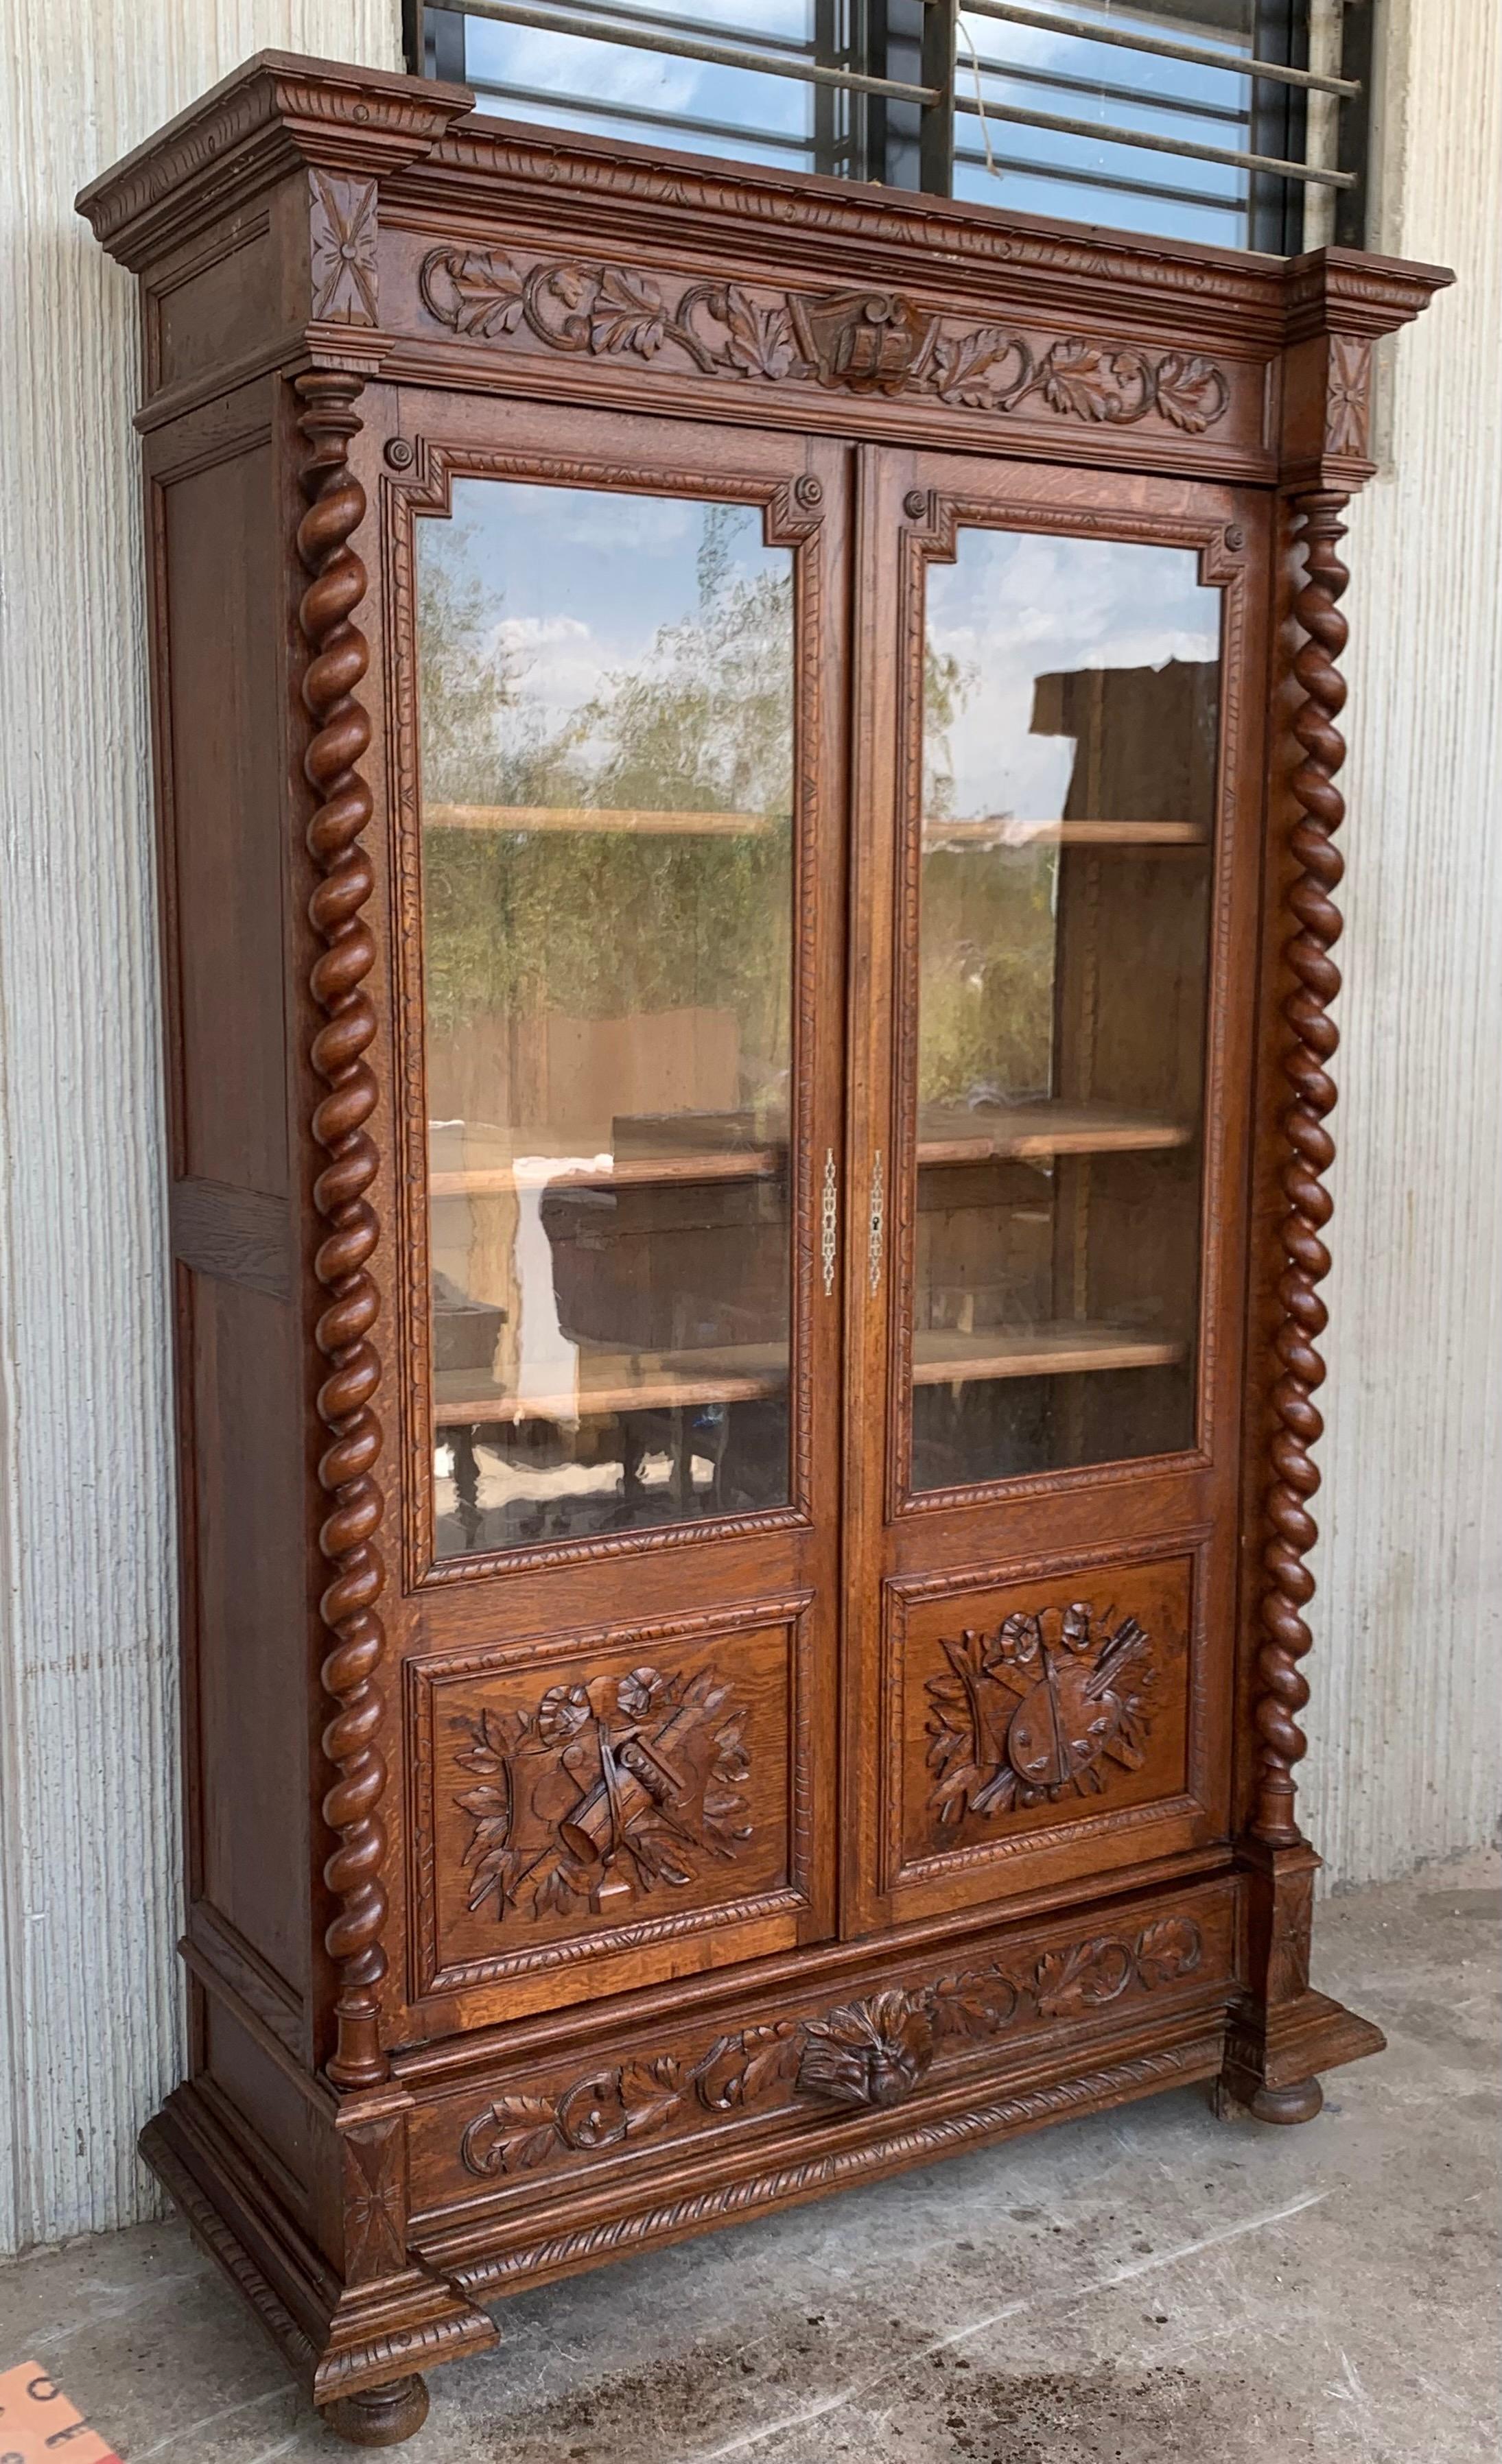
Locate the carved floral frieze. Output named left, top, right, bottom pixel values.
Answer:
left=453, top=1663, right=751, bottom=1929
left=417, top=250, right=1232, bottom=435
left=926, top=1600, right=1155, bottom=1825
left=458, top=1915, right=1202, bottom=2176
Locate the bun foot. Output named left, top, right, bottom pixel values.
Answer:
left=322, top=2375, right=430, bottom=2446
left=1248, top=2076, right=1324, bottom=2125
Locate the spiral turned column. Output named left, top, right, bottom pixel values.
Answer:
left=1253, top=491, right=1350, bottom=1850
left=296, top=371, right=389, bottom=2089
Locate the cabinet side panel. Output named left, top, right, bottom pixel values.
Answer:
left=156, top=433, right=308, bottom=2013
left=163, top=447, right=288, bottom=1195
left=188, top=1275, right=308, bottom=1996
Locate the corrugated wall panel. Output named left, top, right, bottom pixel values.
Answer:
left=1307, top=0, right=1502, bottom=1888
left=0, top=0, right=403, bottom=2259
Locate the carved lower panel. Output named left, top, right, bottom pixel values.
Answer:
left=885, top=1545, right=1208, bottom=1897
left=441, top=2039, right=1227, bottom=2301
left=407, top=1600, right=813, bottom=2000
left=408, top=1880, right=1236, bottom=2216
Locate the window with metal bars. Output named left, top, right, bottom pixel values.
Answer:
left=404, top=0, right=1369, bottom=253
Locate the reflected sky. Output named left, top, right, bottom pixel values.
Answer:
left=926, top=530, right=1221, bottom=822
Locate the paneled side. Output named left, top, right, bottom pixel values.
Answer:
left=162, top=443, right=288, bottom=1196
left=187, top=1276, right=308, bottom=1997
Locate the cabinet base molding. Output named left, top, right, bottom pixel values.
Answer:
left=140, top=1899, right=1381, bottom=2439
left=139, top=2092, right=498, bottom=2423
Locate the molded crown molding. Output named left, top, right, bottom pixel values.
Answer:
left=75, top=51, right=473, bottom=268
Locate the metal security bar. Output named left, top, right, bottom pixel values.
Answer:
left=952, top=88, right=1354, bottom=187
left=410, top=0, right=1363, bottom=252
left=445, top=0, right=941, bottom=104
left=959, top=1, right=1358, bottom=99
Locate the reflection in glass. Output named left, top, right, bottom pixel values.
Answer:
left=911, top=526, right=1221, bottom=1491
left=419, top=484, right=795, bottom=1557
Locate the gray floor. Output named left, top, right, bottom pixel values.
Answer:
left=2, top=1853, right=1496, bottom=2464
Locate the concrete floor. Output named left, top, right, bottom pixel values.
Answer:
left=2, top=1853, right=1496, bottom=2464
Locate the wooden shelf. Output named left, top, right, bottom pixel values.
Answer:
left=424, top=805, right=1206, bottom=850
left=434, top=1340, right=788, bottom=1427
left=916, top=1103, right=1190, bottom=1165
left=424, top=801, right=783, bottom=838
left=922, top=818, right=1208, bottom=848
left=432, top=1321, right=1183, bottom=1427
left=428, top=1103, right=1190, bottom=1198
left=912, top=1325, right=1185, bottom=1383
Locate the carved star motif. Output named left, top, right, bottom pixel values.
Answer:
left=309, top=171, right=379, bottom=327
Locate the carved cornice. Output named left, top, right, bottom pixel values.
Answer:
left=1283, top=246, right=1453, bottom=344
left=76, top=51, right=471, bottom=268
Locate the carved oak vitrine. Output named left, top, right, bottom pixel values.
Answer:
left=79, top=54, right=1448, bottom=2445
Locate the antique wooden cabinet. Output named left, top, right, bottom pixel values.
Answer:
left=80, top=54, right=1447, bottom=2445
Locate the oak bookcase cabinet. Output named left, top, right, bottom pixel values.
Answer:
left=80, top=56, right=1448, bottom=2445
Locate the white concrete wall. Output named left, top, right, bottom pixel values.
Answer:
left=0, top=0, right=1496, bottom=2257
left=0, top=0, right=404, bottom=2259
left=1309, top=0, right=1502, bottom=1888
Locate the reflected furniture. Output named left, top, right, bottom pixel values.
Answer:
left=80, top=54, right=1447, bottom=2445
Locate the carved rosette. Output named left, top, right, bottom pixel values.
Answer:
left=295, top=372, right=388, bottom=2088
left=1254, top=494, right=1350, bottom=1849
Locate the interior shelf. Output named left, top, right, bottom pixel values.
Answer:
left=429, top=1102, right=1192, bottom=1198
left=423, top=803, right=1208, bottom=849
left=432, top=1320, right=1184, bottom=1428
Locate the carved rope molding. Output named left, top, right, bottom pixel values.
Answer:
left=295, top=372, right=390, bottom=2089
left=416, top=250, right=1232, bottom=435
left=1254, top=493, right=1350, bottom=1849
left=458, top=1915, right=1203, bottom=2176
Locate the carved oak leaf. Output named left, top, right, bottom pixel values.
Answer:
left=1038, top=338, right=1117, bottom=420
left=432, top=247, right=524, bottom=337
left=720, top=284, right=798, bottom=380
left=932, top=1967, right=1020, bottom=2042
left=1134, top=1917, right=1202, bottom=1988
left=469, top=2094, right=563, bottom=2175
left=931, top=325, right=1025, bottom=407
left=1033, top=1936, right=1134, bottom=2018
left=591, top=265, right=668, bottom=357
left=1153, top=351, right=1230, bottom=435
left=694, top=2022, right=801, bottom=2111
left=618, top=2057, right=688, bottom=2139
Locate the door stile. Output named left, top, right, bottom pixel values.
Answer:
left=838, top=444, right=916, bottom=1936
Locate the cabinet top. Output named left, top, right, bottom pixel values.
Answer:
left=76, top=49, right=1450, bottom=489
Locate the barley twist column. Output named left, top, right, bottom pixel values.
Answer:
left=1253, top=490, right=1350, bottom=1849
left=295, top=370, right=388, bottom=2088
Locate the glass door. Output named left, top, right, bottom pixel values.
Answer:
left=392, top=401, right=847, bottom=2028
left=842, top=447, right=1264, bottom=1934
